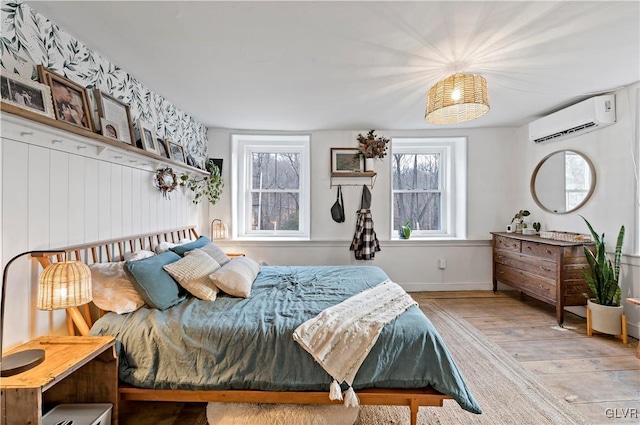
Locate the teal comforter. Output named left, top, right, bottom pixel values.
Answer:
left=90, top=265, right=481, bottom=413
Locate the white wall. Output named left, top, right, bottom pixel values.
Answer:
left=1, top=114, right=208, bottom=351
left=207, top=127, right=520, bottom=290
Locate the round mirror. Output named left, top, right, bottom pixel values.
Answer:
left=530, top=150, right=596, bottom=214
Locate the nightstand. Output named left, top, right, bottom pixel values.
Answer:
left=1, top=335, right=118, bottom=425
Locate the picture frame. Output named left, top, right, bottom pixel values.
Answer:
left=0, top=73, right=55, bottom=118
left=137, top=120, right=159, bottom=154
left=37, top=65, right=94, bottom=131
left=331, top=148, right=364, bottom=173
left=168, top=141, right=186, bottom=163
left=156, top=138, right=170, bottom=159
left=93, top=89, right=135, bottom=145
left=100, top=118, right=120, bottom=140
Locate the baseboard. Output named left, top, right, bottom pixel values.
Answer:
left=400, top=282, right=493, bottom=292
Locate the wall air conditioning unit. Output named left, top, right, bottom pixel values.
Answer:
left=528, top=94, right=616, bottom=143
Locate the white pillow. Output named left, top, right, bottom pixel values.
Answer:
left=209, top=257, right=261, bottom=298
left=124, top=250, right=155, bottom=261
left=90, top=262, right=146, bottom=314
left=155, top=241, right=177, bottom=254
left=193, top=242, right=230, bottom=266
left=155, top=238, right=194, bottom=254
left=163, top=249, right=221, bottom=301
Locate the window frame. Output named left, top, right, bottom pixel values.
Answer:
left=390, top=137, right=467, bottom=239
left=231, top=134, right=310, bottom=240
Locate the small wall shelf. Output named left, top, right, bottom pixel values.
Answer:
left=330, top=171, right=377, bottom=188
left=0, top=101, right=208, bottom=176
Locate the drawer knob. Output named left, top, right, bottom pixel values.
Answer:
left=546, top=250, right=552, bottom=254
left=51, top=139, right=63, bottom=144
left=20, top=131, right=33, bottom=136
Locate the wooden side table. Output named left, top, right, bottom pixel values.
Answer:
left=0, top=335, right=118, bottom=425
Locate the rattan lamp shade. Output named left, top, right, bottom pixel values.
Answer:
left=37, top=260, right=92, bottom=310
left=425, top=73, right=489, bottom=124
left=211, top=219, right=228, bottom=240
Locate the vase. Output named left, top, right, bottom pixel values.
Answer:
left=365, top=158, right=375, bottom=172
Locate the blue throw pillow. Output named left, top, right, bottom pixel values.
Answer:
left=126, top=251, right=185, bottom=310
left=170, top=236, right=212, bottom=256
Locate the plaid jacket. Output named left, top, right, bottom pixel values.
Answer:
left=349, top=209, right=381, bottom=260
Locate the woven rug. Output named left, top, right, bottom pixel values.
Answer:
left=194, top=300, right=590, bottom=425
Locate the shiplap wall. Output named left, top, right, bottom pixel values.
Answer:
left=1, top=117, right=207, bottom=350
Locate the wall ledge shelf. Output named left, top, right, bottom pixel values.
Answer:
left=330, top=171, right=377, bottom=188
left=0, top=101, right=208, bottom=176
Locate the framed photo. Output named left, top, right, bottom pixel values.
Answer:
left=156, top=138, right=170, bottom=158
left=100, top=118, right=120, bottom=140
left=331, top=148, right=364, bottom=173
left=137, top=120, right=159, bottom=154
left=168, top=141, right=186, bottom=163
left=93, top=89, right=135, bottom=145
left=0, top=73, right=54, bottom=118
left=37, top=65, right=94, bottom=131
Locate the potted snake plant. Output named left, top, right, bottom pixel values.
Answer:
left=580, top=216, right=625, bottom=336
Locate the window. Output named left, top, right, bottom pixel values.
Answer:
left=232, top=134, right=310, bottom=239
left=391, top=137, right=466, bottom=238
left=564, top=151, right=592, bottom=211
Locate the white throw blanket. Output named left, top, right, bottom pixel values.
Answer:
left=292, top=279, right=417, bottom=407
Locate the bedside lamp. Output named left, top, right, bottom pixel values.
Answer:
left=1, top=250, right=91, bottom=377
left=211, top=219, right=228, bottom=240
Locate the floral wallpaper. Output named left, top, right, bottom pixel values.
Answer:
left=0, top=1, right=208, bottom=159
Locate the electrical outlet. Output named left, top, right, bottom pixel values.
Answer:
left=438, top=259, right=446, bottom=269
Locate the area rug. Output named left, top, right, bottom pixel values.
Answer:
left=195, top=300, right=590, bottom=425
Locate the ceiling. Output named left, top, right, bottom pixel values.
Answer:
left=27, top=1, right=640, bottom=131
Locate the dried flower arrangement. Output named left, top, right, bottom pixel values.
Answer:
left=357, top=130, right=389, bottom=159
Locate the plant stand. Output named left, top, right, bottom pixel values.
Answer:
left=625, top=298, right=640, bottom=358
left=586, top=306, right=627, bottom=344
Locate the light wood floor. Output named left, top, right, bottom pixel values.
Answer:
left=119, top=291, right=640, bottom=424
left=413, top=290, right=640, bottom=424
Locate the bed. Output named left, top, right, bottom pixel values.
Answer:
left=34, top=226, right=481, bottom=425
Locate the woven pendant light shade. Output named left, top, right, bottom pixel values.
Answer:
left=425, top=73, right=489, bottom=124
left=37, top=260, right=92, bottom=310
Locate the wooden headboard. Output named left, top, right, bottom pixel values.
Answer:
left=32, top=226, right=199, bottom=336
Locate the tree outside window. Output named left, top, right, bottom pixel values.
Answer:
left=391, top=137, right=466, bottom=238
left=232, top=134, right=310, bottom=239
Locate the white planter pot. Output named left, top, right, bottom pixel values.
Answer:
left=365, top=158, right=375, bottom=172
left=587, top=299, right=623, bottom=335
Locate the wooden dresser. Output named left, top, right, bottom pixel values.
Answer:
left=491, top=232, right=594, bottom=326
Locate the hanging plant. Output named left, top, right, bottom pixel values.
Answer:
left=154, top=167, right=178, bottom=198
left=180, top=159, right=224, bottom=205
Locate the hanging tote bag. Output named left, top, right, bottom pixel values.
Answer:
left=330, top=185, right=345, bottom=223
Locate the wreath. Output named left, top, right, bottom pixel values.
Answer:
left=155, top=167, right=178, bottom=198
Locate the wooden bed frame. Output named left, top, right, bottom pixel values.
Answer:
left=33, top=226, right=451, bottom=425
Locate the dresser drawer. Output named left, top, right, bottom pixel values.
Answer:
left=495, top=235, right=521, bottom=252
left=495, top=264, right=557, bottom=302
left=494, top=252, right=556, bottom=279
left=522, top=241, right=557, bottom=261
